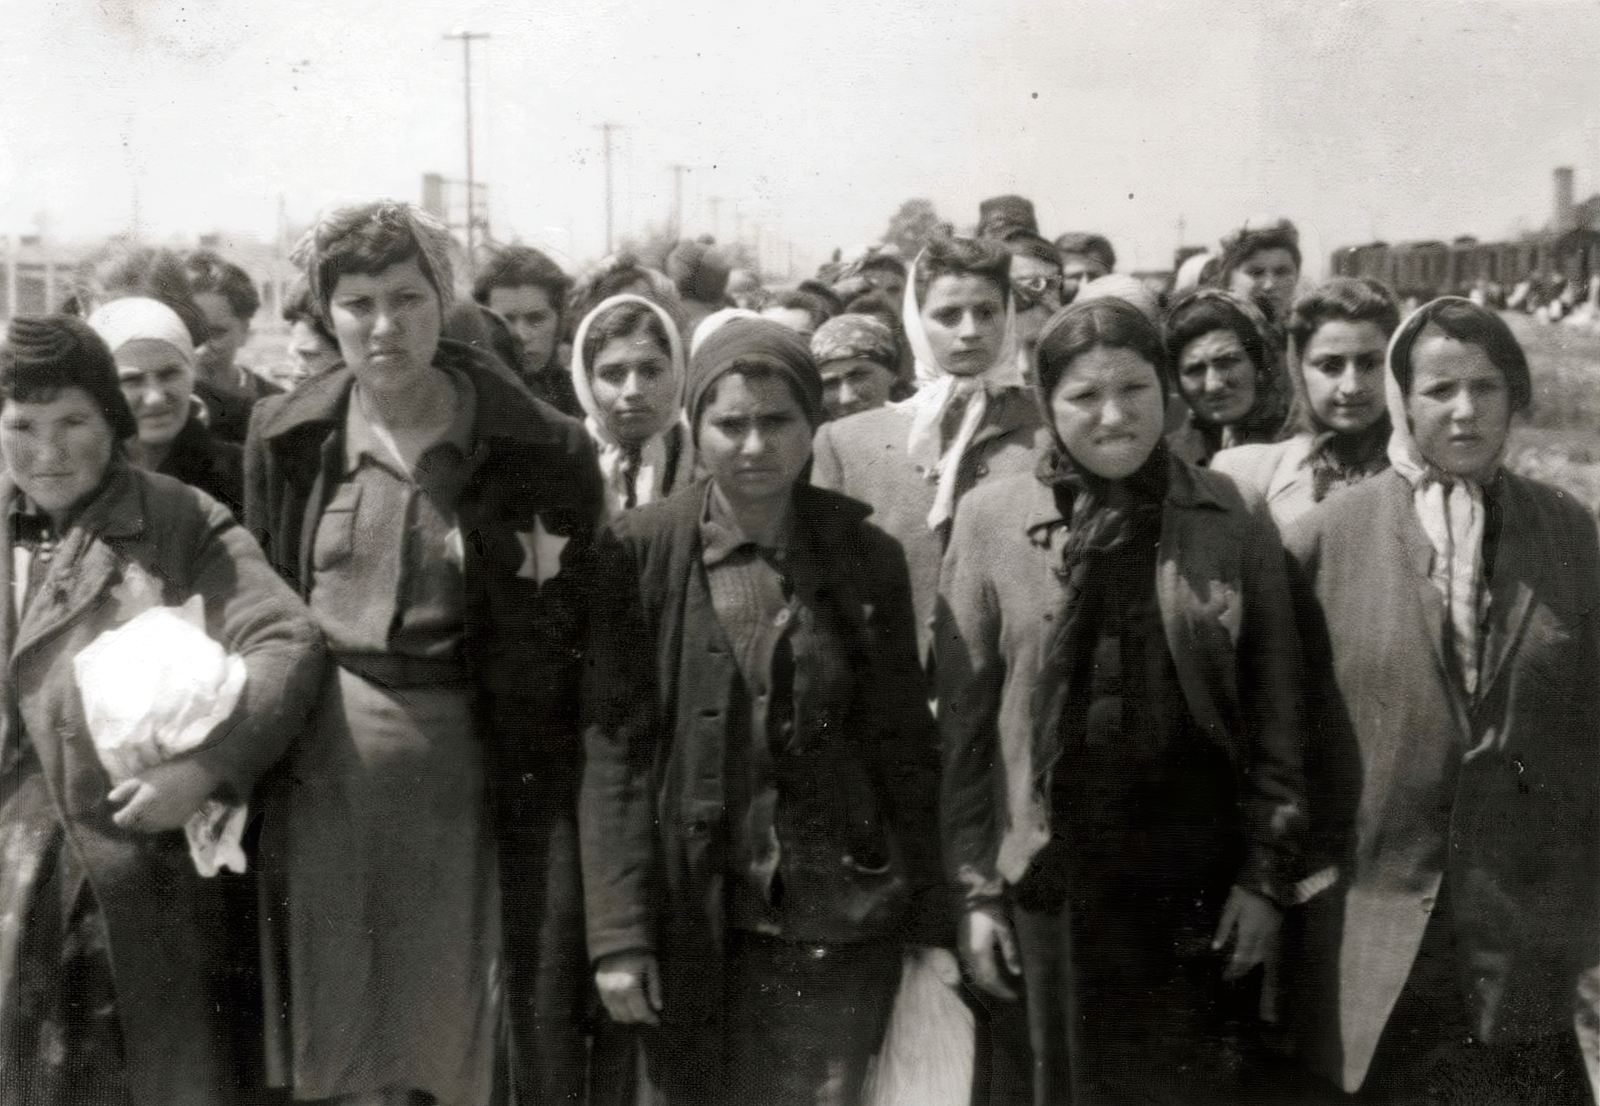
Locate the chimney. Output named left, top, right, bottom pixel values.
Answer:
left=421, top=173, right=447, bottom=221
left=1554, top=166, right=1575, bottom=231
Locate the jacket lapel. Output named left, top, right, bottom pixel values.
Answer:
left=1393, top=489, right=1473, bottom=736
left=1477, top=480, right=1537, bottom=700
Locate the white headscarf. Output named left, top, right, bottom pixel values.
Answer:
left=87, top=297, right=196, bottom=364
left=1384, top=298, right=1506, bottom=697
left=570, top=294, right=689, bottom=519
left=896, top=250, right=1020, bottom=531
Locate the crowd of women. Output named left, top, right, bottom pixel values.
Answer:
left=1, top=195, right=1597, bottom=1106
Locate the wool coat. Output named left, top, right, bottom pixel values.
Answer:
left=0, top=462, right=324, bottom=1106
left=242, top=339, right=603, bottom=1098
left=579, top=478, right=953, bottom=1100
left=1210, top=435, right=1322, bottom=528
left=811, top=389, right=1047, bottom=668
left=936, top=464, right=1308, bottom=909
left=1283, top=468, right=1600, bottom=1095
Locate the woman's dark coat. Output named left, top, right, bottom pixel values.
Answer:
left=579, top=478, right=952, bottom=1098
left=160, top=413, right=244, bottom=518
left=0, top=463, right=324, bottom=1106
left=1284, top=468, right=1600, bottom=1095
left=242, top=338, right=603, bottom=1095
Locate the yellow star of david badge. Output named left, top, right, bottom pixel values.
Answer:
left=516, top=514, right=569, bottom=587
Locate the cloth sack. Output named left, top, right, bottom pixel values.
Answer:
left=73, top=594, right=249, bottom=876
left=863, top=949, right=974, bottom=1106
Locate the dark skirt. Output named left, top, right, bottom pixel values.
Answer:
left=1014, top=734, right=1262, bottom=1106
left=0, top=762, right=128, bottom=1106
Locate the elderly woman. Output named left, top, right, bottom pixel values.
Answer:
left=570, top=294, right=691, bottom=518
left=246, top=201, right=603, bottom=1106
left=938, top=297, right=1308, bottom=1105
left=1284, top=298, right=1600, bottom=1104
left=1219, top=219, right=1302, bottom=324
left=1212, top=278, right=1401, bottom=527
left=0, top=315, right=323, bottom=1106
left=581, top=317, right=952, bottom=1105
left=86, top=297, right=243, bottom=516
left=810, top=312, right=901, bottom=421
left=1165, top=288, right=1288, bottom=466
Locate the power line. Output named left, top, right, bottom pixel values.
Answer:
left=443, top=30, right=490, bottom=270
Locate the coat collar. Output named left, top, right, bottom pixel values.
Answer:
left=254, top=339, right=571, bottom=450
left=1022, top=453, right=1231, bottom=536
left=4, top=460, right=148, bottom=662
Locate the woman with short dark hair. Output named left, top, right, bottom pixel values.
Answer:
left=1212, top=277, right=1401, bottom=526
left=247, top=200, right=603, bottom=1106
left=1285, top=297, right=1600, bottom=1104
left=0, top=314, right=322, bottom=1106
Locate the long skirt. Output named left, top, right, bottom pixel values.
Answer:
left=260, top=667, right=502, bottom=1106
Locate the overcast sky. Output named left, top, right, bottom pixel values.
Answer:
left=4, top=0, right=1599, bottom=277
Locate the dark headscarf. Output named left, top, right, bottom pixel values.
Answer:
left=1028, top=298, right=1172, bottom=785
left=1, top=315, right=139, bottom=441
left=685, top=316, right=824, bottom=438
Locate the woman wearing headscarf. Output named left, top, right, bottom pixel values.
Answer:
left=245, top=201, right=604, bottom=1106
left=1283, top=297, right=1600, bottom=1104
left=570, top=294, right=691, bottom=519
left=0, top=315, right=323, bottom=1106
left=937, top=297, right=1308, bottom=1105
left=1165, top=288, right=1288, bottom=467
left=1212, top=278, right=1401, bottom=528
left=580, top=317, right=953, bottom=1106
left=87, top=296, right=244, bottom=516
left=812, top=233, right=1047, bottom=670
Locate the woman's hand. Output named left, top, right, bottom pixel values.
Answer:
left=1211, top=885, right=1282, bottom=981
left=595, top=950, right=662, bottom=1026
left=961, top=905, right=1021, bottom=1000
left=109, top=758, right=220, bottom=833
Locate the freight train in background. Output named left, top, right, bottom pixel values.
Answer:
left=1329, top=168, right=1600, bottom=318
left=1330, top=229, right=1600, bottom=314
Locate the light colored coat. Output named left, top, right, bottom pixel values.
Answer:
left=811, top=390, right=1047, bottom=667
left=1211, top=434, right=1321, bottom=528
left=1284, top=468, right=1600, bottom=1096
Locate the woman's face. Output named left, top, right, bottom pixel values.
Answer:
left=328, top=256, right=442, bottom=390
left=1050, top=344, right=1166, bottom=480
left=115, top=338, right=195, bottom=447
left=920, top=274, right=1006, bottom=377
left=194, top=291, right=250, bottom=378
left=1177, top=328, right=1256, bottom=427
left=1, top=388, right=115, bottom=520
left=487, top=284, right=561, bottom=373
left=590, top=323, right=677, bottom=445
left=819, top=358, right=896, bottom=421
left=1405, top=327, right=1511, bottom=478
left=1228, top=247, right=1299, bottom=318
left=1301, top=319, right=1389, bottom=435
left=697, top=372, right=813, bottom=508
left=286, top=320, right=341, bottom=384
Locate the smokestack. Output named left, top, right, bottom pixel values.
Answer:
left=1554, top=166, right=1575, bottom=231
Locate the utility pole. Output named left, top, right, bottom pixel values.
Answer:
left=668, top=164, right=690, bottom=240
left=443, top=30, right=490, bottom=272
left=708, top=196, right=722, bottom=241
left=595, top=122, right=621, bottom=254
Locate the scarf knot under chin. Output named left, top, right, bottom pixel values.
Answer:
left=1304, top=418, right=1391, bottom=502
left=1029, top=442, right=1169, bottom=784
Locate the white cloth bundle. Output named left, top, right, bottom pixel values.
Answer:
left=74, top=594, right=249, bottom=876
left=862, top=948, right=974, bottom=1106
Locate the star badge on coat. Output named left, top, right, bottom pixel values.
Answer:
left=516, top=515, right=569, bottom=587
